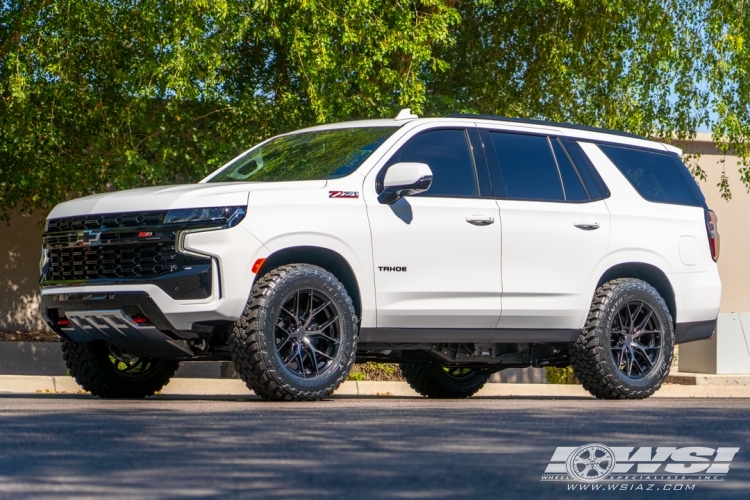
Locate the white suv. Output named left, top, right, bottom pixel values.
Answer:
left=40, top=110, right=722, bottom=401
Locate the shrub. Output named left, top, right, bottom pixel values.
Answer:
left=347, top=363, right=404, bottom=382
left=545, top=366, right=579, bottom=384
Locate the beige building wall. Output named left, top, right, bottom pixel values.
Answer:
left=0, top=211, right=48, bottom=332
left=1, top=136, right=749, bottom=332
left=678, top=134, right=750, bottom=314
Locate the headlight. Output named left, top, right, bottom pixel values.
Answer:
left=164, top=206, right=247, bottom=227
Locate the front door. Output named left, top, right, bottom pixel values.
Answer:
left=366, top=127, right=502, bottom=329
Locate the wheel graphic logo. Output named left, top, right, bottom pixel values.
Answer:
left=566, top=444, right=616, bottom=482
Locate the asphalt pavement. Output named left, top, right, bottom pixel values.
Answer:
left=0, top=394, right=749, bottom=499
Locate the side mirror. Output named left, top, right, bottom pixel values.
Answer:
left=378, top=162, right=433, bottom=204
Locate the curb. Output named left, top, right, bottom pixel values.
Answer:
left=1, top=376, right=750, bottom=398
left=666, top=372, right=750, bottom=386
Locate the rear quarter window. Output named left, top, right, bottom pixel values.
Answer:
left=597, top=144, right=705, bottom=207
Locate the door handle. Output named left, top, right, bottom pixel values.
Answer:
left=574, top=221, right=600, bottom=230
left=466, top=215, right=495, bottom=226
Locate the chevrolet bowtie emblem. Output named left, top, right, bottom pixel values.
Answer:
left=77, top=230, right=102, bottom=246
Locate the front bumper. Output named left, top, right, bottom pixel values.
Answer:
left=41, top=292, right=198, bottom=358
left=41, top=223, right=268, bottom=331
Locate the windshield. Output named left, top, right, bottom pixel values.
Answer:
left=207, top=127, right=398, bottom=183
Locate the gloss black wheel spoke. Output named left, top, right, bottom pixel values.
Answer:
left=311, top=300, right=332, bottom=318
left=306, top=331, right=339, bottom=344
left=307, top=344, right=320, bottom=376
left=610, top=300, right=662, bottom=380
left=274, top=288, right=341, bottom=379
left=277, top=332, right=293, bottom=352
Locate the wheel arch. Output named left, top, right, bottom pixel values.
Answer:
left=596, top=262, right=677, bottom=324
left=254, top=246, right=362, bottom=320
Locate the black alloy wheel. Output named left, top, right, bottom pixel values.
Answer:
left=569, top=278, right=674, bottom=400
left=107, top=344, right=166, bottom=379
left=274, top=289, right=342, bottom=379
left=229, top=264, right=358, bottom=401
left=62, top=340, right=179, bottom=398
left=609, top=301, right=663, bottom=379
left=400, top=361, right=491, bottom=398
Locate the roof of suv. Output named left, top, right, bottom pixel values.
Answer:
left=447, top=114, right=647, bottom=140
left=296, top=112, right=682, bottom=155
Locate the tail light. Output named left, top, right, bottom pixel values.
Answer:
left=705, top=209, right=720, bottom=262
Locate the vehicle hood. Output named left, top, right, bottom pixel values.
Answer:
left=47, top=180, right=327, bottom=219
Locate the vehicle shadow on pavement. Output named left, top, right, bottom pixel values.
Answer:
left=0, top=396, right=749, bottom=498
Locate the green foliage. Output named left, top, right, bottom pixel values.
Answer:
left=2, top=1, right=750, bottom=217
left=347, top=362, right=404, bottom=382
left=0, top=0, right=456, bottom=218
left=545, top=366, right=579, bottom=385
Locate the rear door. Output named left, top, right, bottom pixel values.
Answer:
left=481, top=129, right=611, bottom=330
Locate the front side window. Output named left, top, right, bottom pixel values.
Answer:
left=207, top=127, right=397, bottom=183
left=384, top=129, right=479, bottom=197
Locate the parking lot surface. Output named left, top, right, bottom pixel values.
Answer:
left=0, top=395, right=748, bottom=499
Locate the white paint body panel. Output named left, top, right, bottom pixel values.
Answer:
left=41, top=116, right=720, bottom=334
left=367, top=196, right=502, bottom=328
left=495, top=199, right=610, bottom=329
left=579, top=142, right=721, bottom=326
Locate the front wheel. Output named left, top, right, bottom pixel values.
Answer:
left=400, top=362, right=490, bottom=398
left=569, top=278, right=674, bottom=400
left=229, top=264, right=358, bottom=401
left=62, top=340, right=179, bottom=398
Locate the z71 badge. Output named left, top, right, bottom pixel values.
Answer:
left=329, top=191, right=359, bottom=198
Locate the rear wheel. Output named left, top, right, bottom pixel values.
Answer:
left=62, top=340, right=179, bottom=398
left=569, top=278, right=674, bottom=399
left=400, top=361, right=490, bottom=398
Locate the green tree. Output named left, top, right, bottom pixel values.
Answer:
left=0, top=0, right=457, bottom=219
left=2, top=1, right=750, bottom=219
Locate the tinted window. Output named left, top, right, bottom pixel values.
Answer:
left=489, top=132, right=564, bottom=201
left=386, top=129, right=478, bottom=197
left=598, top=144, right=703, bottom=207
left=551, top=139, right=588, bottom=201
left=565, top=140, right=608, bottom=198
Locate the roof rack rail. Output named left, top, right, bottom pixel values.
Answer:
left=446, top=113, right=647, bottom=141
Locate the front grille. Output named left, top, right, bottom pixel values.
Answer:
left=42, top=211, right=209, bottom=283
left=46, top=237, right=178, bottom=281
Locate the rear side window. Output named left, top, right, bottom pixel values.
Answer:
left=551, top=139, right=588, bottom=201
left=598, top=144, right=704, bottom=207
left=489, top=132, right=564, bottom=201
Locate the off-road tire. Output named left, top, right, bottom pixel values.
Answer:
left=229, top=264, right=358, bottom=401
left=569, top=278, right=674, bottom=400
left=62, top=340, right=179, bottom=398
left=400, top=362, right=490, bottom=398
